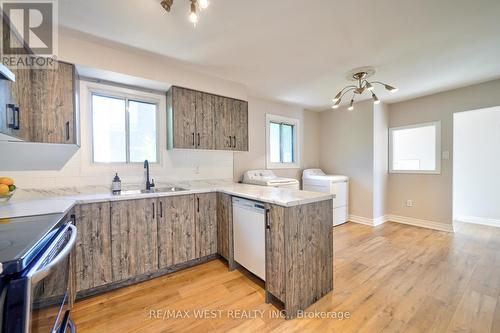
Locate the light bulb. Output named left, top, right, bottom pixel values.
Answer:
left=189, top=2, right=198, bottom=25
left=385, top=84, right=398, bottom=93
left=372, top=92, right=380, bottom=104
left=348, top=99, right=354, bottom=111
left=365, top=82, right=374, bottom=91
left=332, top=99, right=341, bottom=109
left=199, top=0, right=210, bottom=9
left=332, top=91, right=342, bottom=103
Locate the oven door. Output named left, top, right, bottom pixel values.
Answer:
left=27, top=223, right=77, bottom=333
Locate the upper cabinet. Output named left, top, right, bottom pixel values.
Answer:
left=0, top=27, right=78, bottom=145
left=167, top=86, right=248, bottom=151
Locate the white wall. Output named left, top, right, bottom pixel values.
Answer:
left=233, top=97, right=320, bottom=182
left=373, top=103, right=389, bottom=219
left=387, top=79, right=500, bottom=226
left=319, top=100, right=375, bottom=219
left=453, top=106, right=500, bottom=222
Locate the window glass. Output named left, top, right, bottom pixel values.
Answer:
left=129, top=100, right=157, bottom=163
left=281, top=124, right=294, bottom=163
left=269, top=122, right=281, bottom=163
left=391, top=124, right=438, bottom=172
left=92, top=95, right=126, bottom=163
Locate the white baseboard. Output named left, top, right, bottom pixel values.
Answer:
left=386, top=214, right=455, bottom=232
left=454, top=215, right=500, bottom=228
left=349, top=214, right=454, bottom=232
left=348, top=215, right=387, bottom=227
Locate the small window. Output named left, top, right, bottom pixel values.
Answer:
left=389, top=121, right=441, bottom=174
left=266, top=114, right=300, bottom=169
left=92, top=93, right=158, bottom=163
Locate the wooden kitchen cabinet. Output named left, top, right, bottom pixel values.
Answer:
left=167, top=86, right=248, bottom=151
left=194, top=193, right=218, bottom=258
left=28, top=62, right=77, bottom=144
left=265, top=204, right=286, bottom=301
left=216, top=193, right=234, bottom=266
left=74, top=202, right=113, bottom=292
left=110, top=199, right=158, bottom=281
left=157, top=195, right=196, bottom=268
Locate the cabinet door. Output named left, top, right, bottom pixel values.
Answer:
left=195, top=91, right=215, bottom=149
left=110, top=199, right=158, bottom=281
left=158, top=195, right=196, bottom=268
left=30, top=62, right=76, bottom=144
left=265, top=204, right=286, bottom=301
left=74, top=203, right=113, bottom=292
left=172, top=86, right=196, bottom=149
left=9, top=67, right=32, bottom=141
left=195, top=193, right=217, bottom=258
left=214, top=96, right=233, bottom=150
left=216, top=193, right=233, bottom=261
left=233, top=100, right=249, bottom=151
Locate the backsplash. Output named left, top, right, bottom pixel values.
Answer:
left=4, top=148, right=234, bottom=190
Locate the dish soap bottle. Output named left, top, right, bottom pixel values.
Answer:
left=111, top=173, right=122, bottom=195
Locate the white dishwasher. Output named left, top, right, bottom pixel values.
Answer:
left=232, top=197, right=266, bottom=281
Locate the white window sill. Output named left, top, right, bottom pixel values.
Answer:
left=266, top=163, right=301, bottom=170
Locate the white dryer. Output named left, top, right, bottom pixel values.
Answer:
left=242, top=170, right=300, bottom=189
left=302, top=169, right=349, bottom=226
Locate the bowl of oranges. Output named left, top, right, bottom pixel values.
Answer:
left=0, top=177, right=16, bottom=203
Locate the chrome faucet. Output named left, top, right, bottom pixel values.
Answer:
left=144, top=160, right=154, bottom=191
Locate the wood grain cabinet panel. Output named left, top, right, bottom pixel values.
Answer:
left=25, top=62, right=76, bottom=144
left=157, top=195, right=196, bottom=268
left=265, top=204, right=286, bottom=301
left=170, top=86, right=197, bottom=149
left=194, top=193, right=218, bottom=258
left=168, top=86, right=248, bottom=151
left=216, top=193, right=233, bottom=263
left=195, top=92, right=215, bottom=149
left=74, top=203, right=113, bottom=292
left=110, top=199, right=158, bottom=281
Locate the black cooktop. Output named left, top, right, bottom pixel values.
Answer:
left=0, top=213, right=65, bottom=275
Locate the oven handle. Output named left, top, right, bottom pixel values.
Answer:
left=28, top=224, right=77, bottom=283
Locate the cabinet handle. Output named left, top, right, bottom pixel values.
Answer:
left=160, top=201, right=163, bottom=218
left=233, top=136, right=237, bottom=148
left=192, top=133, right=195, bottom=146
left=197, top=133, right=201, bottom=147
left=197, top=197, right=200, bottom=213
left=265, top=209, right=271, bottom=229
left=152, top=202, right=155, bottom=219
left=65, top=121, right=70, bottom=141
left=227, top=135, right=231, bottom=148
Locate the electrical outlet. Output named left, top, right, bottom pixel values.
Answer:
left=406, top=200, right=413, bottom=207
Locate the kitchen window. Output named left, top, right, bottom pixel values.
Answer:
left=389, top=121, right=441, bottom=174
left=91, top=92, right=158, bottom=163
left=266, top=114, right=300, bottom=169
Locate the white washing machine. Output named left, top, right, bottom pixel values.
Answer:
left=242, top=170, right=300, bottom=189
left=302, top=169, right=349, bottom=226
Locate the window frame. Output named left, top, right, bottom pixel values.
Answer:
left=266, top=114, right=301, bottom=169
left=89, top=88, right=160, bottom=165
left=389, top=121, right=442, bottom=174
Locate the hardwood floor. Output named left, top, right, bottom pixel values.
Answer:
left=69, top=221, right=500, bottom=332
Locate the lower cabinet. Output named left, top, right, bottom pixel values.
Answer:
left=195, top=193, right=218, bottom=258
left=72, top=194, right=222, bottom=297
left=157, top=195, right=196, bottom=268
left=216, top=193, right=233, bottom=262
left=74, top=202, right=113, bottom=292
left=110, top=199, right=158, bottom=281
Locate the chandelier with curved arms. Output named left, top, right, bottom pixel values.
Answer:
left=332, top=68, right=398, bottom=111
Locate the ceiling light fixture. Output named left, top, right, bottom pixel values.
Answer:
left=332, top=67, right=397, bottom=110
left=160, top=0, right=210, bottom=26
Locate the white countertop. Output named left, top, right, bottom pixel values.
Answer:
left=0, top=181, right=333, bottom=219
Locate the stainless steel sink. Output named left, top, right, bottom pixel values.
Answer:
left=118, top=187, right=188, bottom=196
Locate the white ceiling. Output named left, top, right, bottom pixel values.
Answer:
left=59, top=0, right=500, bottom=110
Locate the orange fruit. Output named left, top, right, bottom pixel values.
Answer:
left=0, top=177, right=14, bottom=186
left=0, top=184, right=9, bottom=195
